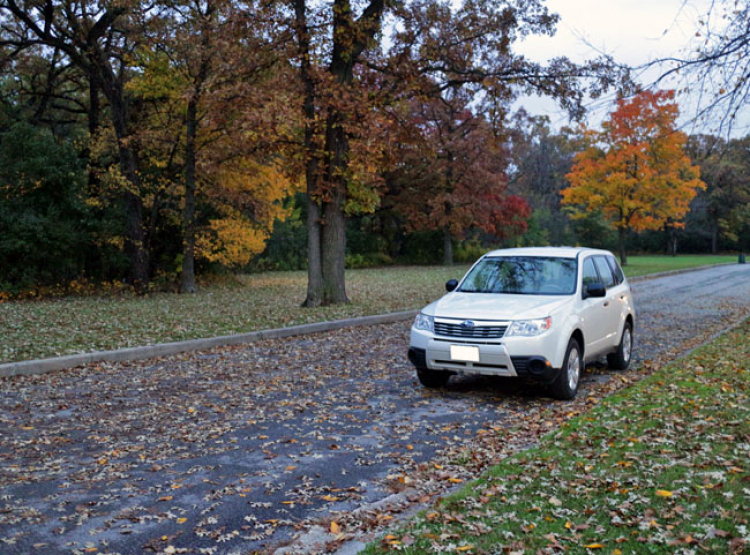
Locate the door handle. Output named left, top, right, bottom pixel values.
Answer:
left=603, top=301, right=610, bottom=307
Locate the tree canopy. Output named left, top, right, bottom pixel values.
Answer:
left=3, top=1, right=748, bottom=301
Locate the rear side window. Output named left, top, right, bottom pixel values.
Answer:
left=582, top=258, right=599, bottom=286
left=593, top=256, right=616, bottom=288
left=606, top=255, right=625, bottom=284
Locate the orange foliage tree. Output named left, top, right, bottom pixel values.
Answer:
left=562, top=90, right=704, bottom=265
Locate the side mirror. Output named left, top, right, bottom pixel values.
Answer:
left=446, top=279, right=459, bottom=292
left=584, top=282, right=606, bottom=299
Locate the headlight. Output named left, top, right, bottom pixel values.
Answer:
left=506, top=316, right=552, bottom=337
left=413, top=313, right=434, bottom=332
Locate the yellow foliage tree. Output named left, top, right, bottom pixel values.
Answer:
left=562, top=90, right=704, bottom=265
left=196, top=216, right=270, bottom=267
left=195, top=161, right=298, bottom=268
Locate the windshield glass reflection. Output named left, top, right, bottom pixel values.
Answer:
left=459, top=256, right=577, bottom=295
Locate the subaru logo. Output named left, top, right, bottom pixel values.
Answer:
left=461, top=320, right=475, bottom=330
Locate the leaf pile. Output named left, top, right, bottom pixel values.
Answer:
left=363, top=320, right=750, bottom=555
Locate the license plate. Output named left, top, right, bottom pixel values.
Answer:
left=450, top=345, right=479, bottom=362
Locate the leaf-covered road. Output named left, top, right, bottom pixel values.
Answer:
left=1, top=264, right=749, bottom=555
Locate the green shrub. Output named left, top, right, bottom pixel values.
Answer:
left=0, top=123, right=90, bottom=294
left=345, top=252, right=394, bottom=269
left=454, top=239, right=487, bottom=263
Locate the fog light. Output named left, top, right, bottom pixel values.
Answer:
left=528, top=357, right=550, bottom=375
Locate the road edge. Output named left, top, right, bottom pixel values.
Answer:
left=0, top=310, right=419, bottom=378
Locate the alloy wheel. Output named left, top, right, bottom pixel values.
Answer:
left=567, top=346, right=581, bottom=391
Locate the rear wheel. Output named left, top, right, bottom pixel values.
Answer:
left=607, top=322, right=633, bottom=370
left=550, top=338, right=582, bottom=400
left=416, top=368, right=451, bottom=389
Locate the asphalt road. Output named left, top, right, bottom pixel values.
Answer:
left=1, top=264, right=749, bottom=555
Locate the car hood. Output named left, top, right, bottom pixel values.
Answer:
left=422, top=292, right=572, bottom=321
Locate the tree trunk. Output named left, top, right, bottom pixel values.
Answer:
left=321, top=185, right=348, bottom=303
left=664, top=221, right=678, bottom=256
left=304, top=195, right=324, bottom=306
left=315, top=102, right=350, bottom=304
left=443, top=226, right=453, bottom=265
left=83, top=78, right=102, bottom=279
left=96, top=75, right=149, bottom=289
left=180, top=4, right=213, bottom=294
left=443, top=158, right=454, bottom=266
left=180, top=96, right=198, bottom=294
left=296, top=0, right=325, bottom=307
left=87, top=78, right=100, bottom=191
left=618, top=227, right=628, bottom=266
left=711, top=223, right=719, bottom=254
left=298, top=0, right=387, bottom=306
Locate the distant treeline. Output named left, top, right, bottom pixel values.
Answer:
left=0, top=2, right=748, bottom=298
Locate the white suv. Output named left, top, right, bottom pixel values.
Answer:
left=408, top=247, right=635, bottom=399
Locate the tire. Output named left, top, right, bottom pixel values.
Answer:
left=550, top=338, right=582, bottom=400
left=416, top=368, right=451, bottom=389
left=607, top=322, right=633, bottom=370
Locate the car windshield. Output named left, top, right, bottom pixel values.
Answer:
left=458, top=256, right=577, bottom=295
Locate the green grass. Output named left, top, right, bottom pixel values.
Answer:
left=0, top=266, right=469, bottom=363
left=0, top=255, right=735, bottom=364
left=363, top=319, right=750, bottom=555
left=620, top=254, right=736, bottom=278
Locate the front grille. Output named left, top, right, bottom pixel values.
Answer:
left=434, top=322, right=507, bottom=339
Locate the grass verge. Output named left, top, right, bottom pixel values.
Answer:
left=363, top=319, right=750, bottom=555
left=619, top=254, right=736, bottom=278
left=0, top=266, right=469, bottom=363
left=0, top=255, right=736, bottom=363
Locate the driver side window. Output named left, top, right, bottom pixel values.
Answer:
left=582, top=258, right=599, bottom=287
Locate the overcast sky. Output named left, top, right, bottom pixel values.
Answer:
left=513, top=0, right=736, bottom=134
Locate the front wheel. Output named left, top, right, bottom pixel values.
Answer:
left=417, top=368, right=451, bottom=389
left=607, top=322, right=633, bottom=370
left=550, top=338, right=582, bottom=400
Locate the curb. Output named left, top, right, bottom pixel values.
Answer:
left=0, top=310, right=419, bottom=378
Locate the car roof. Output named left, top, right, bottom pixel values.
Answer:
left=482, top=246, right=614, bottom=259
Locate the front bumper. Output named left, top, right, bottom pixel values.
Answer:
left=409, top=327, right=563, bottom=383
